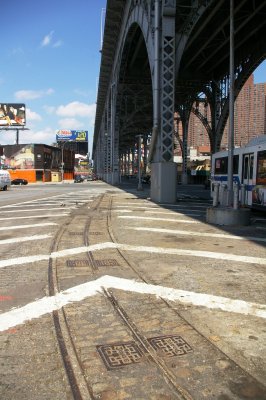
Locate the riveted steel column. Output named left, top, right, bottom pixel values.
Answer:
left=105, top=94, right=112, bottom=183
left=127, top=150, right=130, bottom=175
left=143, top=135, right=148, bottom=175
left=111, top=82, right=120, bottom=184
left=161, top=1, right=176, bottom=163
left=181, top=116, right=189, bottom=184
left=131, top=147, right=135, bottom=175
left=150, top=0, right=177, bottom=203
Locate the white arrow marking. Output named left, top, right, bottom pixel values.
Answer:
left=0, top=275, right=265, bottom=332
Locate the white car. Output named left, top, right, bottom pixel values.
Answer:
left=0, top=170, right=11, bottom=191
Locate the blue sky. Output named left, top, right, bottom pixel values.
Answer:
left=0, top=1, right=265, bottom=154
left=0, top=0, right=106, bottom=154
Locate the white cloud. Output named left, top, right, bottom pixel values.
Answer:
left=56, top=101, right=96, bottom=118
left=0, top=130, right=17, bottom=145
left=43, top=105, right=56, bottom=114
left=40, top=31, right=62, bottom=48
left=26, top=108, right=42, bottom=122
left=41, top=31, right=54, bottom=47
left=53, top=40, right=63, bottom=48
left=58, top=118, right=84, bottom=129
left=10, top=47, right=24, bottom=56
left=15, top=88, right=54, bottom=100
left=21, top=127, right=56, bottom=145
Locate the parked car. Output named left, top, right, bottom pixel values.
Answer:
left=11, top=178, right=28, bottom=185
left=0, top=170, right=11, bottom=191
left=74, top=176, right=84, bottom=183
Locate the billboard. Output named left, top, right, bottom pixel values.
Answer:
left=56, top=130, right=88, bottom=142
left=0, top=104, right=26, bottom=126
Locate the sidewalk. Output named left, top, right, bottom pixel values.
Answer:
left=79, top=186, right=266, bottom=398
left=1, top=179, right=265, bottom=399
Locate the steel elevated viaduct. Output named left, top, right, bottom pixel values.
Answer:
left=93, top=0, right=266, bottom=203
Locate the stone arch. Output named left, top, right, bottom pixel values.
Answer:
left=110, top=3, right=155, bottom=153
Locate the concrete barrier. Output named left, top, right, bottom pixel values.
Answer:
left=206, top=206, right=251, bottom=226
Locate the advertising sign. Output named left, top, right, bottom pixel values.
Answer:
left=56, top=130, right=88, bottom=142
left=0, top=103, right=26, bottom=126
left=80, top=160, right=89, bottom=166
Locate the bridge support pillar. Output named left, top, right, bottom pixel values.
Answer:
left=111, top=170, right=120, bottom=185
left=150, top=162, right=177, bottom=203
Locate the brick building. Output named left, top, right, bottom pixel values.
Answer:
left=0, top=143, right=75, bottom=182
left=175, top=74, right=266, bottom=153
left=222, top=75, right=266, bottom=147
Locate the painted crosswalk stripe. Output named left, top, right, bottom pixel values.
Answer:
left=115, top=203, right=207, bottom=209
left=114, top=205, right=159, bottom=209
left=2, top=203, right=69, bottom=208
left=0, top=234, right=52, bottom=245
left=114, top=205, right=206, bottom=212
left=0, top=274, right=265, bottom=332
left=144, top=210, right=202, bottom=216
left=0, top=191, right=91, bottom=209
left=0, top=223, right=58, bottom=232
left=1, top=207, right=76, bottom=213
left=117, top=216, right=199, bottom=223
left=1, top=213, right=70, bottom=221
left=0, top=241, right=265, bottom=269
left=127, top=227, right=266, bottom=243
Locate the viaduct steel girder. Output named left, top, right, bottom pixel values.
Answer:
left=93, top=0, right=266, bottom=164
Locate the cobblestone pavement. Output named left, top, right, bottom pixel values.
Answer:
left=0, top=181, right=265, bottom=399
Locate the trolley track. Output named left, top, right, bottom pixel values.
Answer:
left=48, top=195, right=104, bottom=400
left=47, top=193, right=266, bottom=400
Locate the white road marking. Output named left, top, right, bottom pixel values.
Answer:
left=117, top=216, right=199, bottom=223
left=0, top=234, right=52, bottom=245
left=0, top=223, right=58, bottom=232
left=0, top=191, right=92, bottom=209
left=112, top=209, right=133, bottom=213
left=128, top=227, right=266, bottom=243
left=114, top=205, right=159, bottom=209
left=0, top=274, right=265, bottom=332
left=115, top=202, right=153, bottom=205
left=144, top=211, right=202, bottom=216
left=115, top=202, right=208, bottom=209
left=1, top=213, right=70, bottom=221
left=0, top=241, right=265, bottom=270
left=2, top=203, right=73, bottom=208
left=1, top=207, right=76, bottom=213
left=0, top=194, right=68, bottom=208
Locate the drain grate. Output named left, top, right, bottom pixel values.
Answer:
left=96, top=341, right=143, bottom=370
left=89, top=232, right=103, bottom=235
left=66, top=259, right=91, bottom=268
left=97, top=335, right=193, bottom=370
left=68, top=232, right=83, bottom=236
left=148, top=335, right=193, bottom=357
left=94, top=259, right=119, bottom=267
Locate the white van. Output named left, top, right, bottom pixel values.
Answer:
left=0, top=170, right=11, bottom=191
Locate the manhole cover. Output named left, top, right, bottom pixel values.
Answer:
left=94, top=259, right=119, bottom=267
left=66, top=259, right=91, bottom=268
left=96, top=341, right=143, bottom=370
left=148, top=335, right=193, bottom=357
